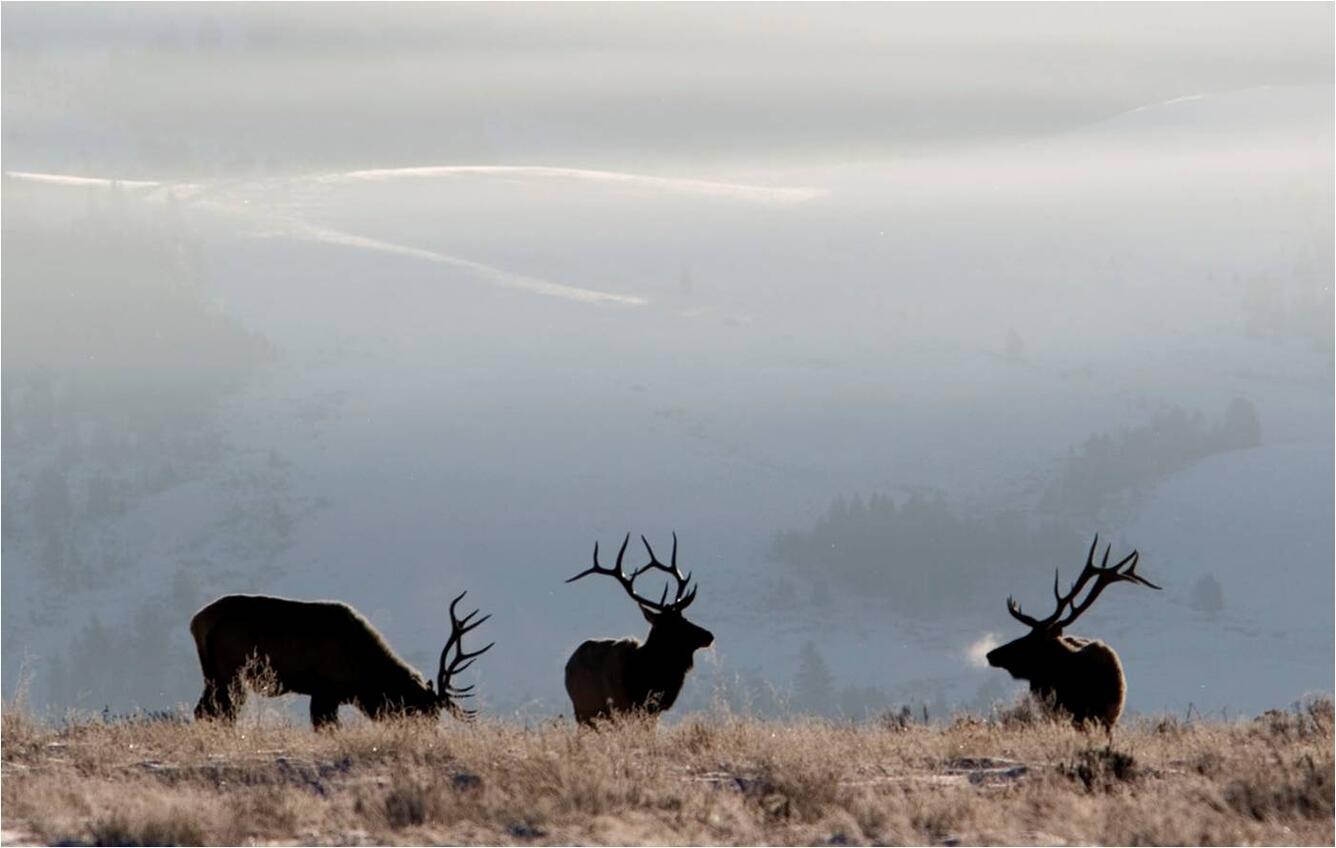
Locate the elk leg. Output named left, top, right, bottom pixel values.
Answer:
left=310, top=695, right=340, bottom=730
left=195, top=675, right=243, bottom=722
left=194, top=681, right=222, bottom=721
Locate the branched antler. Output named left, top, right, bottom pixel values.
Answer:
left=437, top=591, right=494, bottom=718
left=567, top=532, right=698, bottom=613
left=1007, top=535, right=1161, bottom=631
left=632, top=532, right=697, bottom=612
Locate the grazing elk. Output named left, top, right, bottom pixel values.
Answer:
left=564, top=533, right=714, bottom=724
left=986, top=536, right=1161, bottom=729
left=191, top=591, right=493, bottom=729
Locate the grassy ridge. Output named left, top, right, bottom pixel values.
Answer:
left=2, top=700, right=1332, bottom=846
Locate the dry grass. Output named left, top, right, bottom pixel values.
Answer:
left=2, top=697, right=1332, bottom=846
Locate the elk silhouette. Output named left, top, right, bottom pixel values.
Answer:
left=564, top=533, right=714, bottom=724
left=986, top=536, right=1160, bottom=728
left=191, top=591, right=493, bottom=729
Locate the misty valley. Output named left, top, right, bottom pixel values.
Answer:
left=3, top=126, right=1329, bottom=725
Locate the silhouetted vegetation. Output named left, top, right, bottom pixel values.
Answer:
left=2, top=188, right=280, bottom=710
left=3, top=192, right=269, bottom=472
left=792, top=641, right=834, bottom=715
left=1188, top=573, right=1225, bottom=615
left=771, top=399, right=1259, bottom=611
left=1038, top=398, right=1262, bottom=521
left=772, top=491, right=1082, bottom=612
left=1241, top=259, right=1335, bottom=356
left=3, top=200, right=269, bottom=574
left=44, top=576, right=203, bottom=712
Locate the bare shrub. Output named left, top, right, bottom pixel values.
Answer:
left=1149, top=714, right=1186, bottom=736
left=991, top=692, right=1065, bottom=728
left=1060, top=745, right=1140, bottom=793
left=1255, top=698, right=1334, bottom=741
left=1302, top=696, right=1334, bottom=734
left=878, top=705, right=916, bottom=732
left=1, top=702, right=46, bottom=761
left=1193, top=750, right=1226, bottom=777
left=86, top=810, right=205, bottom=846
left=1224, top=753, right=1335, bottom=822
left=383, top=779, right=430, bottom=830
left=678, top=719, right=718, bottom=754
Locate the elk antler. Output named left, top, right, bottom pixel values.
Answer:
left=1007, top=535, right=1161, bottom=631
left=437, top=591, right=494, bottom=718
left=566, top=533, right=696, bottom=613
left=632, top=532, right=698, bottom=612
left=1006, top=558, right=1080, bottom=629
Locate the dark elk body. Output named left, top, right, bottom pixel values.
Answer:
left=191, top=592, right=492, bottom=729
left=985, top=630, right=1127, bottom=727
left=564, top=534, right=714, bottom=724
left=987, top=536, right=1160, bottom=729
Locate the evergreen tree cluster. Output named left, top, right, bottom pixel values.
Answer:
left=3, top=196, right=271, bottom=595
left=1039, top=399, right=1262, bottom=520
left=772, top=491, right=1081, bottom=612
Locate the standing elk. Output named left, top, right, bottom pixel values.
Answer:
left=563, top=533, right=714, bottom=724
left=191, top=591, right=493, bottom=729
left=986, top=535, right=1160, bottom=728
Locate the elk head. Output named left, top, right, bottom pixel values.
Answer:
left=428, top=591, right=495, bottom=719
left=567, top=533, right=714, bottom=656
left=986, top=535, right=1160, bottom=683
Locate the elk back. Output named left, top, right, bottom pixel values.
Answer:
left=191, top=595, right=429, bottom=698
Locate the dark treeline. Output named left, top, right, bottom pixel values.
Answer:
left=2, top=187, right=282, bottom=709
left=3, top=190, right=272, bottom=590
left=1038, top=398, right=1262, bottom=521
left=1241, top=257, right=1335, bottom=356
left=773, top=398, right=1262, bottom=613
left=771, top=491, right=1084, bottom=614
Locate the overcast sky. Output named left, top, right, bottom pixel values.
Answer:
left=4, top=3, right=1333, bottom=173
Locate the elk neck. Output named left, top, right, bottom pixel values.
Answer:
left=641, top=624, right=702, bottom=669
left=626, top=631, right=695, bottom=713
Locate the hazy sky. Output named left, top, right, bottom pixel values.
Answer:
left=4, top=3, right=1333, bottom=173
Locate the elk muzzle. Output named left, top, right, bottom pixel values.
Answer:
left=985, top=640, right=1024, bottom=676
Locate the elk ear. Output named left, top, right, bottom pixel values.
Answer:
left=641, top=606, right=660, bottom=625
